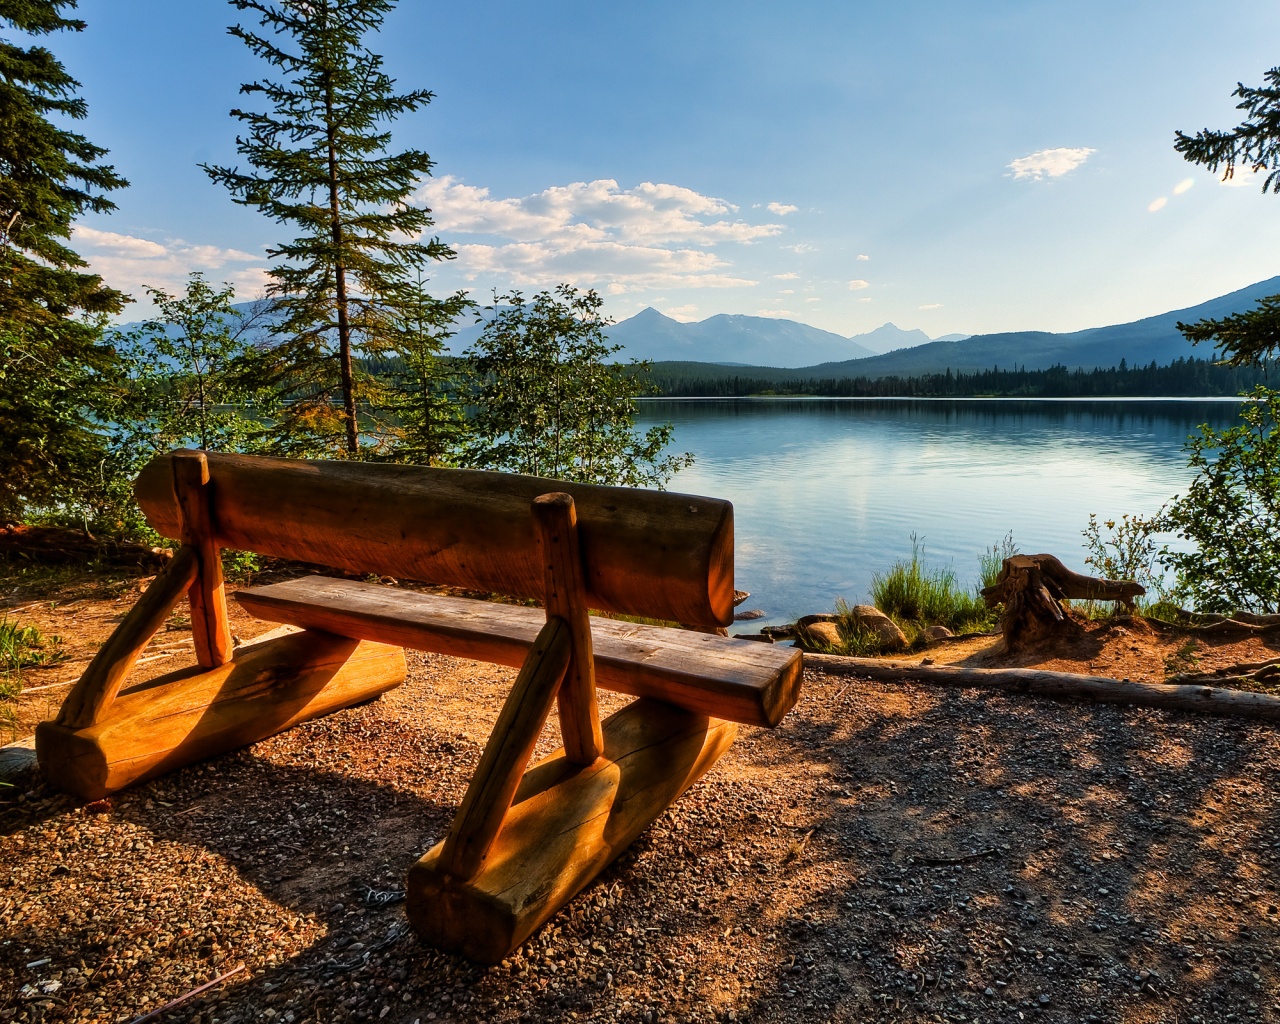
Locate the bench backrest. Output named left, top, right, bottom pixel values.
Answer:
left=134, top=451, right=735, bottom=628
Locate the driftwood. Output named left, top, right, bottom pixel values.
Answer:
left=982, top=553, right=1145, bottom=648
left=805, top=652, right=1280, bottom=722
left=0, top=525, right=171, bottom=568
left=1167, top=658, right=1280, bottom=688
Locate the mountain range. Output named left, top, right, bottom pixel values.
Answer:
left=620, top=276, right=1280, bottom=377
left=118, top=275, right=1280, bottom=379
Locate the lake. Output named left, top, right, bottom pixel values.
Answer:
left=633, top=397, right=1244, bottom=629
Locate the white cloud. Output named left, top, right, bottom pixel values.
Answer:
left=856, top=253, right=870, bottom=261
left=1148, top=196, right=1168, bottom=212
left=755, top=308, right=793, bottom=317
left=848, top=279, right=870, bottom=291
left=1008, top=146, right=1096, bottom=181
left=919, top=303, right=943, bottom=311
left=805, top=297, right=821, bottom=303
left=1172, top=178, right=1195, bottom=195
left=779, top=288, right=795, bottom=294
left=767, top=202, right=798, bottom=215
left=774, top=271, right=799, bottom=280
left=71, top=225, right=268, bottom=301
left=782, top=242, right=815, bottom=254
left=414, top=176, right=782, bottom=294
left=1219, top=166, right=1270, bottom=188
left=664, top=304, right=700, bottom=322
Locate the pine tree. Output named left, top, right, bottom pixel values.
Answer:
left=203, top=0, right=453, bottom=456
left=0, top=0, right=129, bottom=524
left=1174, top=66, right=1280, bottom=363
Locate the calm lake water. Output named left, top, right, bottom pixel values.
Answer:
left=633, top=398, right=1243, bottom=629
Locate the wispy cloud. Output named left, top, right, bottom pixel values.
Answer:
left=767, top=202, right=798, bottom=215
left=755, top=308, right=793, bottom=317
left=774, top=271, right=799, bottom=280
left=1173, top=178, right=1195, bottom=195
left=919, top=302, right=943, bottom=311
left=1219, top=166, right=1269, bottom=189
left=1008, top=146, right=1095, bottom=181
left=848, top=279, right=870, bottom=291
left=856, top=253, right=870, bottom=261
left=664, top=304, right=700, bottom=321
left=413, top=176, right=783, bottom=294
left=71, top=225, right=268, bottom=300
left=1148, top=197, right=1168, bottom=213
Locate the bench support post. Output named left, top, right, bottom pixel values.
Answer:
left=172, top=450, right=233, bottom=668
left=437, top=617, right=572, bottom=880
left=532, top=493, right=603, bottom=765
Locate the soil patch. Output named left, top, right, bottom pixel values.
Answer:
left=3, top=565, right=1280, bottom=1023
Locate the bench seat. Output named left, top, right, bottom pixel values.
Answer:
left=236, top=577, right=802, bottom=728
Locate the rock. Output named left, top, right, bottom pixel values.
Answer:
left=796, top=619, right=842, bottom=650
left=734, top=633, right=775, bottom=644
left=843, top=605, right=908, bottom=650
left=733, top=609, right=766, bottom=621
left=923, top=625, right=953, bottom=641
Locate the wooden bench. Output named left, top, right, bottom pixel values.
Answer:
left=36, top=450, right=803, bottom=963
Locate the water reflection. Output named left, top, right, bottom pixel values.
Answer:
left=635, top=398, right=1242, bottom=628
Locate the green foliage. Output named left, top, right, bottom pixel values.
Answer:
left=0, top=1, right=130, bottom=525
left=114, top=274, right=278, bottom=460
left=466, top=285, right=693, bottom=487
left=1175, top=66, right=1280, bottom=194
left=867, top=535, right=994, bottom=632
left=1157, top=386, right=1280, bottom=613
left=1174, top=68, right=1280, bottom=365
left=203, top=0, right=454, bottom=457
left=0, top=616, right=61, bottom=695
left=1081, top=512, right=1164, bottom=591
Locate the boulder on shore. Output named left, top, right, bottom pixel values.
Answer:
left=795, top=615, right=843, bottom=650
left=844, top=605, right=908, bottom=651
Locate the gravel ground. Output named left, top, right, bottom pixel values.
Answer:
left=4, top=652, right=1280, bottom=1024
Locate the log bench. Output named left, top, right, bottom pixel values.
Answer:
left=36, top=450, right=803, bottom=963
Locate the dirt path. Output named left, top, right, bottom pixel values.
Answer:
left=4, top=568, right=1280, bottom=1023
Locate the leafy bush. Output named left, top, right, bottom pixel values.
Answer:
left=1156, top=386, right=1280, bottom=613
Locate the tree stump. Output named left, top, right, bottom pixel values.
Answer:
left=981, top=554, right=1145, bottom=648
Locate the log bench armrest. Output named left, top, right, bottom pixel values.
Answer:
left=235, top=577, right=803, bottom=728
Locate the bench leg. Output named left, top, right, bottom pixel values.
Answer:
left=407, top=697, right=736, bottom=964
left=37, top=630, right=405, bottom=800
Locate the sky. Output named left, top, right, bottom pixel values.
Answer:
left=44, top=0, right=1280, bottom=339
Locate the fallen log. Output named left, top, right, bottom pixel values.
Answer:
left=804, top=652, right=1280, bottom=722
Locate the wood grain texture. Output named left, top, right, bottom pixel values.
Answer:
left=172, top=451, right=233, bottom=668
left=408, top=698, right=737, bottom=964
left=804, top=652, right=1280, bottom=721
left=438, top=618, right=573, bottom=881
left=235, top=577, right=803, bottom=727
left=56, top=545, right=199, bottom=730
left=533, top=493, right=603, bottom=765
left=38, top=629, right=405, bottom=800
left=134, top=450, right=735, bottom=627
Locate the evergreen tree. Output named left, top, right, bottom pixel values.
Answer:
left=381, top=271, right=471, bottom=466
left=203, top=0, right=453, bottom=457
left=1174, top=66, right=1280, bottom=362
left=0, top=0, right=129, bottom=524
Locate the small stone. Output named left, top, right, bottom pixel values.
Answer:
left=1038, top=994, right=1051, bottom=1006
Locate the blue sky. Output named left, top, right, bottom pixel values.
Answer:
left=51, top=0, right=1280, bottom=338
